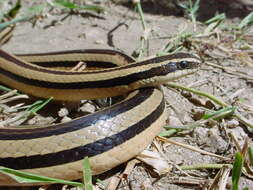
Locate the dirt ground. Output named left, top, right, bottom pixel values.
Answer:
left=1, top=0, right=253, bottom=189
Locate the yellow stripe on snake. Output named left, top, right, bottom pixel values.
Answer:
left=0, top=46, right=201, bottom=186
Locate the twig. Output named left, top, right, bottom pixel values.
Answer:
left=234, top=112, right=253, bottom=129
left=157, top=136, right=229, bottom=160
left=133, top=0, right=150, bottom=58
left=207, top=166, right=231, bottom=190
left=106, top=159, right=139, bottom=190
left=206, top=61, right=253, bottom=81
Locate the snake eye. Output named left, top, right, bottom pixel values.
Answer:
left=179, top=61, right=189, bottom=69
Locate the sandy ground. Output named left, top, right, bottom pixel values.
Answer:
left=1, top=1, right=253, bottom=189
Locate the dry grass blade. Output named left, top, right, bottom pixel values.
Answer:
left=106, top=159, right=139, bottom=190
left=0, top=89, right=18, bottom=100
left=228, top=132, right=244, bottom=153
left=157, top=136, right=228, bottom=160
left=217, top=166, right=231, bottom=190
left=205, top=61, right=253, bottom=81
left=0, top=89, right=30, bottom=126
left=136, top=150, right=170, bottom=175
left=153, top=138, right=190, bottom=177
left=167, top=176, right=210, bottom=186
left=207, top=166, right=231, bottom=190
left=0, top=94, right=28, bottom=104
left=234, top=112, right=253, bottom=129
left=0, top=110, right=28, bottom=126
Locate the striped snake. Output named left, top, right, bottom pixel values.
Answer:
left=0, top=29, right=201, bottom=186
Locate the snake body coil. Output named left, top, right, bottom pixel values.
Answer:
left=0, top=49, right=200, bottom=186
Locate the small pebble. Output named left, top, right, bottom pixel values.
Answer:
left=61, top=116, right=72, bottom=123
left=58, top=108, right=69, bottom=117
left=27, top=115, right=55, bottom=125
left=95, top=40, right=104, bottom=44
left=168, top=116, right=183, bottom=126
left=79, top=102, right=96, bottom=113
left=226, top=119, right=239, bottom=128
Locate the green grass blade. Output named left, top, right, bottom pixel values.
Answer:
left=83, top=157, right=93, bottom=190
left=178, top=0, right=200, bottom=23
left=0, top=0, right=21, bottom=21
left=190, top=0, right=200, bottom=23
left=159, top=32, right=192, bottom=55
left=52, top=0, right=104, bottom=12
left=27, top=4, right=46, bottom=15
left=6, top=0, right=21, bottom=18
left=54, top=0, right=78, bottom=9
left=238, top=11, right=253, bottom=29
left=248, top=147, right=253, bottom=166
left=191, top=0, right=200, bottom=14
left=0, top=167, right=84, bottom=187
left=202, top=106, right=236, bottom=120
left=232, top=152, right=244, bottom=190
left=178, top=2, right=187, bottom=9
left=28, top=97, right=53, bottom=114
left=159, top=129, right=177, bottom=137
left=0, top=16, right=32, bottom=30
left=77, top=5, right=104, bottom=12
left=204, top=13, right=225, bottom=32
left=205, top=13, right=225, bottom=25
left=0, top=3, right=45, bottom=30
left=0, top=85, right=15, bottom=92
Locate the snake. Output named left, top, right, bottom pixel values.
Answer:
left=0, top=41, right=201, bottom=186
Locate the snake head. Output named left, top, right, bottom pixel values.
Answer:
left=173, top=53, right=201, bottom=70
left=149, top=53, right=201, bottom=84
left=160, top=52, right=201, bottom=73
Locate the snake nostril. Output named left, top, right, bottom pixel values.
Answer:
left=167, top=62, right=177, bottom=72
